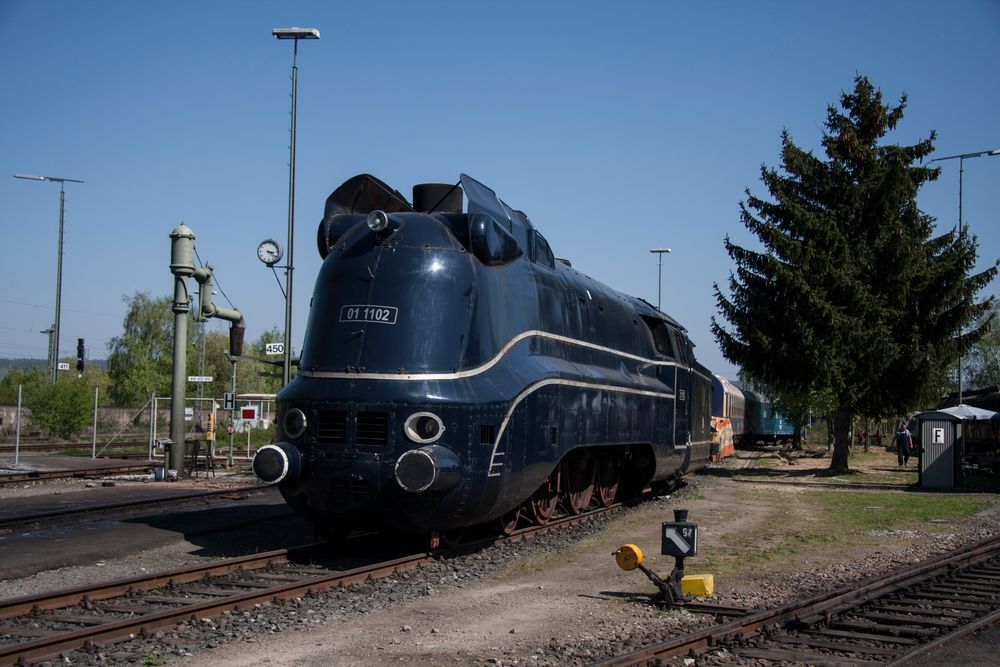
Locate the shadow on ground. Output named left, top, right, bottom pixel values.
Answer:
left=124, top=502, right=315, bottom=558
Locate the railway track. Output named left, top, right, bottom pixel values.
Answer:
left=0, top=464, right=155, bottom=485
left=0, top=441, right=149, bottom=455
left=0, top=484, right=276, bottom=533
left=1, top=441, right=258, bottom=459
left=595, top=533, right=1000, bottom=666
left=0, top=505, right=619, bottom=666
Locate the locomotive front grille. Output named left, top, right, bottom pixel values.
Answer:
left=356, top=411, right=389, bottom=445
left=331, top=479, right=372, bottom=496
left=317, top=410, right=348, bottom=444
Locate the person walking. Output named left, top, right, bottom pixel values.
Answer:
left=894, top=421, right=912, bottom=467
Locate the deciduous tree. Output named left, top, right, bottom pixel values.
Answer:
left=106, top=292, right=177, bottom=405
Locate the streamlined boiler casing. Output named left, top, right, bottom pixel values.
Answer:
left=254, top=173, right=713, bottom=535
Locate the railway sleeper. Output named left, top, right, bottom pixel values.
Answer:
left=920, top=584, right=998, bottom=600
left=42, top=613, right=108, bottom=626
left=763, top=633, right=901, bottom=657
left=849, top=610, right=957, bottom=628
left=732, top=646, right=880, bottom=666
left=941, top=580, right=1000, bottom=595
left=141, top=594, right=214, bottom=605
left=807, top=627, right=920, bottom=645
left=177, top=586, right=248, bottom=597
left=92, top=602, right=173, bottom=614
left=897, top=591, right=994, bottom=608
left=951, top=574, right=1000, bottom=587
left=874, top=603, right=976, bottom=619
left=829, top=619, right=936, bottom=638
left=0, top=625, right=61, bottom=638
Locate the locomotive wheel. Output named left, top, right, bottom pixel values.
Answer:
left=430, top=528, right=466, bottom=550
left=496, top=509, right=520, bottom=536
left=528, top=477, right=559, bottom=525
left=595, top=454, right=620, bottom=507
left=562, top=453, right=595, bottom=514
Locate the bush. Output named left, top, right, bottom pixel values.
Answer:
left=27, top=381, right=92, bottom=439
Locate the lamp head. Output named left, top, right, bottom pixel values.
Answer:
left=272, top=27, right=320, bottom=39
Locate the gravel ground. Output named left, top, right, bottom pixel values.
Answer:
left=5, top=450, right=1000, bottom=666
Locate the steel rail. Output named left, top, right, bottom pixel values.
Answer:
left=0, top=484, right=274, bottom=532
left=0, top=464, right=154, bottom=484
left=593, top=533, right=1000, bottom=667
left=0, top=441, right=148, bottom=454
left=0, top=501, right=621, bottom=666
left=37, top=554, right=423, bottom=662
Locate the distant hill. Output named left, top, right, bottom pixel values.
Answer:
left=0, top=358, right=108, bottom=380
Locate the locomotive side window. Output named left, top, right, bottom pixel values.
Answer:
left=533, top=231, right=555, bottom=269
left=640, top=315, right=674, bottom=358
left=669, top=328, right=689, bottom=365
left=507, top=217, right=532, bottom=258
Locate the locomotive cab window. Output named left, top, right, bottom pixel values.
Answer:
left=533, top=231, right=555, bottom=269
left=640, top=315, right=674, bottom=358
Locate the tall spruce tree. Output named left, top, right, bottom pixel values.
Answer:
left=712, top=76, right=997, bottom=472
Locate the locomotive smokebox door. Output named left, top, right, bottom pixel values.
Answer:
left=661, top=519, right=698, bottom=557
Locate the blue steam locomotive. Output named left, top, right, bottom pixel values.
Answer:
left=253, top=174, right=713, bottom=539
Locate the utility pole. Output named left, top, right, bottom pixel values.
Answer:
left=272, top=26, right=320, bottom=386
left=927, top=147, right=1000, bottom=404
left=14, top=174, right=84, bottom=383
left=649, top=247, right=672, bottom=310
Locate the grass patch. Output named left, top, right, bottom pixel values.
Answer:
left=677, top=487, right=994, bottom=580
left=813, top=490, right=992, bottom=532
left=789, top=533, right=839, bottom=545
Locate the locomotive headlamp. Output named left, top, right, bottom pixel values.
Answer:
left=283, top=408, right=308, bottom=440
left=366, top=210, right=390, bottom=233
left=404, top=412, right=445, bottom=444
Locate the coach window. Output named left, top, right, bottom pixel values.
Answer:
left=533, top=231, right=555, bottom=269
left=640, top=315, right=674, bottom=358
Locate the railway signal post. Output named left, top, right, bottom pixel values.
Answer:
left=616, top=508, right=712, bottom=607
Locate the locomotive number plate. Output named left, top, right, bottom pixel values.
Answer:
left=339, top=304, right=398, bottom=325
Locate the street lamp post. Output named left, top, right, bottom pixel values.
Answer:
left=927, top=147, right=1000, bottom=404
left=649, top=247, right=672, bottom=310
left=272, top=26, right=320, bottom=387
left=14, top=173, right=84, bottom=383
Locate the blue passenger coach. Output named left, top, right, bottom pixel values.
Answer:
left=739, top=387, right=794, bottom=446
left=253, top=174, right=714, bottom=538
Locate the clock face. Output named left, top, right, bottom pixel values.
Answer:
left=257, top=239, right=283, bottom=266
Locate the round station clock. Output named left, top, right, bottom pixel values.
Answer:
left=257, top=239, right=283, bottom=266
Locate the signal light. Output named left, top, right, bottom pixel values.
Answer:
left=76, top=338, right=85, bottom=373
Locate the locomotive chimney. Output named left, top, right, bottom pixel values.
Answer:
left=413, top=183, right=462, bottom=213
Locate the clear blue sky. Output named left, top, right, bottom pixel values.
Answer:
left=2, top=0, right=998, bottom=380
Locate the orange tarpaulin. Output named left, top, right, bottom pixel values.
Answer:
left=711, top=416, right=735, bottom=462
